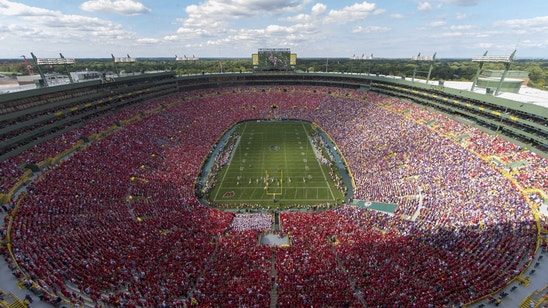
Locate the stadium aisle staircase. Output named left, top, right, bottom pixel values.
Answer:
left=269, top=250, right=278, bottom=308
left=519, top=284, right=548, bottom=308
left=0, top=291, right=27, bottom=308
left=330, top=242, right=367, bottom=307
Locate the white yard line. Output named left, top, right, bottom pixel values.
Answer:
left=301, top=123, right=337, bottom=201
left=213, top=122, right=247, bottom=201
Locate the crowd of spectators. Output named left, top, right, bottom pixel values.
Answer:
left=193, top=229, right=272, bottom=307
left=277, top=210, right=362, bottom=307
left=0, top=94, right=169, bottom=192
left=0, top=85, right=544, bottom=307
left=230, top=213, right=273, bottom=231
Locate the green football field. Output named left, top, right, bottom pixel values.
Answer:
left=207, top=120, right=345, bottom=209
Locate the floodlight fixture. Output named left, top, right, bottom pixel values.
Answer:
left=412, top=52, right=435, bottom=62
left=472, top=55, right=511, bottom=63
left=36, top=57, right=75, bottom=65
left=113, top=54, right=137, bottom=63
left=351, top=53, right=373, bottom=60
left=176, top=54, right=199, bottom=61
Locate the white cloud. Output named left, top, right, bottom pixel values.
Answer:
left=352, top=25, right=390, bottom=33
left=281, top=3, right=328, bottom=23
left=493, top=16, right=548, bottom=32
left=428, top=20, right=446, bottom=28
left=311, top=3, right=326, bottom=16
left=265, top=24, right=293, bottom=34
left=80, top=0, right=150, bottom=16
left=166, top=1, right=384, bottom=56
left=418, top=2, right=432, bottom=11
left=171, top=0, right=325, bottom=48
left=174, top=27, right=216, bottom=40
left=419, top=20, right=446, bottom=30
left=182, top=0, right=309, bottom=28
left=282, top=13, right=312, bottom=23
left=324, top=2, right=376, bottom=23
left=373, top=9, right=385, bottom=15
left=1, top=0, right=544, bottom=58
left=0, top=0, right=58, bottom=16
left=433, top=31, right=464, bottom=38
left=477, top=42, right=493, bottom=49
left=0, top=0, right=137, bottom=50
left=163, top=35, right=180, bottom=42
left=441, top=0, right=482, bottom=6
left=517, top=39, right=548, bottom=49
left=455, top=12, right=467, bottom=20
left=449, top=24, right=474, bottom=31
left=136, top=38, right=159, bottom=44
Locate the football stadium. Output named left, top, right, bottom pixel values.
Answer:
left=0, top=53, right=548, bottom=308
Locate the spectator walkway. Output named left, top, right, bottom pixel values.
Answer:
left=331, top=241, right=367, bottom=307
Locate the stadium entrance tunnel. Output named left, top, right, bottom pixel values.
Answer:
left=195, top=119, right=354, bottom=211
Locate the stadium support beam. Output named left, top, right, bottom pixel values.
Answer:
left=60, top=53, right=74, bottom=84
left=470, top=51, right=488, bottom=92
left=495, top=50, right=517, bottom=96
left=30, top=52, right=47, bottom=87
left=111, top=54, right=120, bottom=77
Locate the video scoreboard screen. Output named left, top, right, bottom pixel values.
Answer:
left=255, top=48, right=295, bottom=70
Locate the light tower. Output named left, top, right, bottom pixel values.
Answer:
left=30, top=52, right=75, bottom=87
left=176, top=54, right=199, bottom=75
left=470, top=50, right=516, bottom=95
left=411, top=52, right=436, bottom=83
left=350, top=53, right=373, bottom=74
left=112, top=54, right=137, bottom=77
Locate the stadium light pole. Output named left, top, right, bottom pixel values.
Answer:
left=366, top=53, right=373, bottom=75
left=111, top=54, right=120, bottom=77
left=59, top=53, right=74, bottom=84
left=30, top=52, right=47, bottom=87
left=218, top=47, right=223, bottom=73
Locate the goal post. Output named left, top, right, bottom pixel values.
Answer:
left=264, top=169, right=283, bottom=196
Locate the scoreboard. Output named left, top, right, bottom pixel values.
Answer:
left=253, top=48, right=296, bottom=71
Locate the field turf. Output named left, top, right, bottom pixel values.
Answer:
left=207, top=120, right=345, bottom=209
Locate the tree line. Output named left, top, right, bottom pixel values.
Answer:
left=1, top=57, right=546, bottom=90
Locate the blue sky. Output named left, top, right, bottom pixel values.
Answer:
left=0, top=0, right=547, bottom=59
